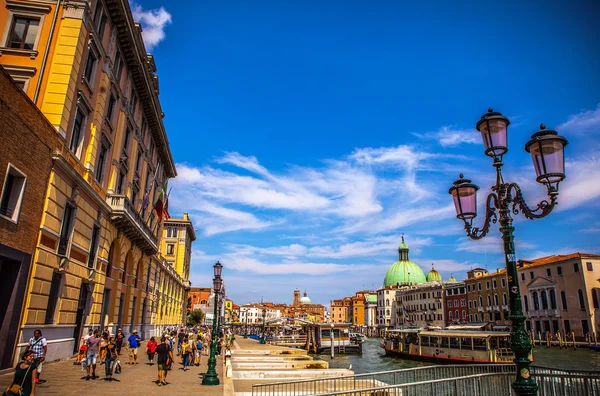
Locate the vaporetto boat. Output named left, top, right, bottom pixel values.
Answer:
left=381, top=328, right=521, bottom=364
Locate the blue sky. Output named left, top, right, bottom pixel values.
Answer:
left=132, top=0, right=600, bottom=307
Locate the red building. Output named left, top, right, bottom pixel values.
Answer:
left=445, top=282, right=468, bottom=325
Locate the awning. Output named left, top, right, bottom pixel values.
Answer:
left=445, top=323, right=487, bottom=330
left=492, top=325, right=511, bottom=331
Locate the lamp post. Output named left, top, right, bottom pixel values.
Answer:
left=449, top=109, right=568, bottom=396
left=202, top=261, right=223, bottom=386
left=330, top=323, right=335, bottom=359
left=244, top=315, right=248, bottom=338
left=260, top=308, right=267, bottom=344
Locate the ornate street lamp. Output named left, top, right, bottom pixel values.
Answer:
left=449, top=109, right=568, bottom=396
left=260, top=308, right=267, bottom=344
left=202, top=261, right=223, bottom=386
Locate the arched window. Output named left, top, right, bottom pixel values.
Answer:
left=494, top=295, right=498, bottom=306
left=541, top=291, right=548, bottom=310
left=502, top=293, right=507, bottom=306
left=449, top=311, right=453, bottom=319
left=532, top=291, right=540, bottom=310
left=462, top=311, right=466, bottom=319
left=593, top=289, right=599, bottom=309
left=479, top=296, right=483, bottom=307
left=386, top=299, right=389, bottom=306
left=560, top=291, right=568, bottom=310
left=487, top=295, right=491, bottom=306
left=578, top=289, right=585, bottom=309
left=523, top=295, right=529, bottom=312
left=549, top=290, right=557, bottom=310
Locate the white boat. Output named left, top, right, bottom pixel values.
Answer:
left=381, top=328, right=522, bottom=364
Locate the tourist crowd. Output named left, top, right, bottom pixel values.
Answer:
left=4, top=325, right=236, bottom=395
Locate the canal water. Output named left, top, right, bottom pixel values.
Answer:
left=314, top=338, right=600, bottom=374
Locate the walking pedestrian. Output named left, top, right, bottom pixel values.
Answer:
left=26, top=329, right=47, bottom=384
left=104, top=337, right=118, bottom=381
left=177, top=328, right=185, bottom=354
left=4, top=350, right=36, bottom=396
left=194, top=337, right=203, bottom=366
left=180, top=338, right=190, bottom=371
left=126, top=330, right=141, bottom=365
left=115, top=329, right=124, bottom=355
left=155, top=337, right=173, bottom=386
left=85, top=329, right=101, bottom=380
left=99, top=331, right=108, bottom=364
left=146, top=337, right=158, bottom=365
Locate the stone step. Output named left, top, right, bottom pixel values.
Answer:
left=232, top=355, right=314, bottom=361
left=232, top=368, right=354, bottom=380
left=232, top=361, right=329, bottom=370
left=233, top=349, right=306, bottom=356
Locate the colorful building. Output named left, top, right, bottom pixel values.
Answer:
left=0, top=0, right=189, bottom=364
left=517, top=253, right=600, bottom=339
left=465, top=268, right=510, bottom=327
left=444, top=282, right=468, bottom=325
left=0, top=67, right=62, bottom=369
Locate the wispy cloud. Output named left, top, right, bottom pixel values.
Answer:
left=131, top=3, right=172, bottom=50
left=413, top=126, right=480, bottom=147
left=558, top=104, right=600, bottom=134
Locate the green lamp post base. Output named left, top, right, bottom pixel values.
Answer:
left=202, top=372, right=220, bottom=386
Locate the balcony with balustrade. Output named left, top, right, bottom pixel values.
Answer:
left=106, top=194, right=158, bottom=255
left=528, top=308, right=560, bottom=317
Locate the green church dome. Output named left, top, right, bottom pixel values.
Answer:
left=384, top=236, right=426, bottom=286
left=426, top=264, right=443, bottom=282
left=448, top=274, right=457, bottom=282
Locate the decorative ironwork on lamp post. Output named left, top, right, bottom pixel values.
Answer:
left=202, top=261, right=223, bottom=386
left=260, top=308, right=267, bottom=344
left=449, top=109, right=568, bottom=396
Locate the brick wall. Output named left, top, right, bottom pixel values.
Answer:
left=0, top=66, right=61, bottom=254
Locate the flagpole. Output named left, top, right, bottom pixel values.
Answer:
left=141, top=163, right=161, bottom=220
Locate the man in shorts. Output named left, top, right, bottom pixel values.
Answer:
left=127, top=329, right=141, bottom=365
left=155, top=336, right=173, bottom=386
left=28, top=329, right=47, bottom=383
left=85, top=329, right=101, bottom=380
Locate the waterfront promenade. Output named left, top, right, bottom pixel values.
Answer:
left=0, top=341, right=228, bottom=395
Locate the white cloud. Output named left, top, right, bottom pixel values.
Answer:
left=455, top=236, right=536, bottom=255
left=225, top=235, right=433, bottom=260
left=414, top=126, right=480, bottom=147
left=131, top=3, right=172, bottom=50
left=558, top=104, right=600, bottom=134
left=556, top=158, right=600, bottom=210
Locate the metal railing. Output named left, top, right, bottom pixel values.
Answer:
left=312, top=371, right=600, bottom=396
left=251, top=364, right=513, bottom=396
left=313, top=373, right=514, bottom=396
left=270, top=335, right=308, bottom=345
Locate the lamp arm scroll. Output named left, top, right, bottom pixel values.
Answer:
left=508, top=183, right=557, bottom=220
left=465, top=192, right=499, bottom=240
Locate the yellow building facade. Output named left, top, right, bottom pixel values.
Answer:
left=0, top=0, right=188, bottom=365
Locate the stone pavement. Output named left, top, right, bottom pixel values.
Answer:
left=0, top=343, right=227, bottom=395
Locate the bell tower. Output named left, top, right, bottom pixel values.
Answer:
left=293, top=289, right=301, bottom=306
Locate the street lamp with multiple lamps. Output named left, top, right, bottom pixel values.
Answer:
left=202, top=261, right=223, bottom=386
left=449, top=109, right=568, bottom=396
left=260, top=308, right=267, bottom=344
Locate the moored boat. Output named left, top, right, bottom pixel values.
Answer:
left=381, top=328, right=519, bottom=364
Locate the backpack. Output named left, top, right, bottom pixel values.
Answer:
left=197, top=340, right=203, bottom=350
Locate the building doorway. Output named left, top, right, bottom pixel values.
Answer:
left=72, top=283, right=90, bottom=354
left=0, top=247, right=32, bottom=370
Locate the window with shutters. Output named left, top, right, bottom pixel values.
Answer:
left=57, top=203, right=75, bottom=255
left=45, top=272, right=63, bottom=324
left=0, top=164, right=27, bottom=223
